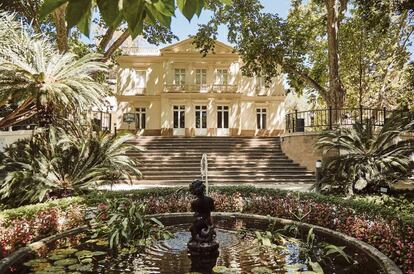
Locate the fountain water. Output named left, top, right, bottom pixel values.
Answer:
left=200, top=153, right=209, bottom=195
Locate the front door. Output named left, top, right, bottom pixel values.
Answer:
left=173, top=105, right=185, bottom=136
left=195, top=105, right=207, bottom=136
left=217, top=105, right=229, bottom=136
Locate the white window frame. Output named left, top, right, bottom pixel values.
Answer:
left=217, top=105, right=229, bottom=129
left=135, top=107, right=146, bottom=129
left=173, top=105, right=185, bottom=129
left=216, top=69, right=228, bottom=85
left=195, top=69, right=207, bottom=85
left=256, top=108, right=267, bottom=129
left=174, top=69, right=186, bottom=85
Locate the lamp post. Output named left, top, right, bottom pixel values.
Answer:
left=315, top=160, right=322, bottom=192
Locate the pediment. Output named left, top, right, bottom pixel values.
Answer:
left=160, top=37, right=235, bottom=55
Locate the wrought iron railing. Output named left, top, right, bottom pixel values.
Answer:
left=285, top=107, right=413, bottom=133
left=0, top=112, right=112, bottom=132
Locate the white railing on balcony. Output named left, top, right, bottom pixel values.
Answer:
left=164, top=84, right=238, bottom=93
left=122, top=47, right=160, bottom=56
left=123, top=88, right=146, bottom=96
left=212, top=84, right=238, bottom=93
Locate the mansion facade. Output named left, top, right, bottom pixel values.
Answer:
left=114, top=38, right=287, bottom=137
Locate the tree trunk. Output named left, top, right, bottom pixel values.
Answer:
left=103, top=30, right=130, bottom=61
left=326, top=0, right=345, bottom=110
left=52, top=5, right=68, bottom=53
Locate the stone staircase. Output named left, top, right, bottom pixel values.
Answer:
left=126, top=137, right=315, bottom=187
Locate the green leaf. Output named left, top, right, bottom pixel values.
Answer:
left=146, top=5, right=171, bottom=28
left=66, top=0, right=93, bottom=34
left=150, top=217, right=164, bottom=227
left=308, top=260, right=324, bottom=274
left=77, top=5, right=92, bottom=37
left=152, top=0, right=175, bottom=16
left=97, top=0, right=123, bottom=27
left=39, top=0, right=68, bottom=20
left=219, top=0, right=232, bottom=4
left=123, top=0, right=146, bottom=38
left=177, top=0, right=202, bottom=21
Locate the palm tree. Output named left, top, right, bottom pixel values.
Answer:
left=315, top=113, right=414, bottom=196
left=0, top=12, right=108, bottom=128
left=0, top=123, right=142, bottom=206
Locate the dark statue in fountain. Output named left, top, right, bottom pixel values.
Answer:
left=188, top=179, right=219, bottom=273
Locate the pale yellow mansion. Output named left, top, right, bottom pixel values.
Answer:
left=114, top=38, right=287, bottom=137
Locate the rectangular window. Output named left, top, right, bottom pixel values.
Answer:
left=174, top=69, right=186, bottom=85
left=257, top=108, right=267, bottom=129
left=217, top=69, right=228, bottom=85
left=173, top=105, right=185, bottom=128
left=195, top=106, right=207, bottom=129
left=195, top=69, right=207, bottom=85
left=217, top=106, right=229, bottom=129
left=135, top=108, right=146, bottom=129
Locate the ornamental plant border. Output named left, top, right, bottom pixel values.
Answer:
left=1, top=186, right=413, bottom=272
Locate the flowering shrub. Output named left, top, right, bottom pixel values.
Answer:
left=1, top=187, right=413, bottom=272
left=0, top=198, right=86, bottom=258
left=94, top=187, right=413, bottom=272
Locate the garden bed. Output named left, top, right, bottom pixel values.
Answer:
left=0, top=186, right=413, bottom=272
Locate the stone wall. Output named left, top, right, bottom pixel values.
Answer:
left=280, top=132, right=338, bottom=172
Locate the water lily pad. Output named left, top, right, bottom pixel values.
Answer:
left=80, top=258, right=93, bottom=264
left=212, top=266, right=237, bottom=274
left=252, top=266, right=273, bottom=274
left=48, top=254, right=68, bottom=261
left=34, top=265, right=65, bottom=274
left=91, top=251, right=106, bottom=256
left=67, top=263, right=94, bottom=272
left=24, top=259, right=48, bottom=267
left=75, top=250, right=93, bottom=259
left=54, top=258, right=78, bottom=266
left=95, top=239, right=109, bottom=246
left=51, top=248, right=78, bottom=256
left=31, top=262, right=52, bottom=272
left=213, top=266, right=229, bottom=273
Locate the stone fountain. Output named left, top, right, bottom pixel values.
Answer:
left=188, top=179, right=219, bottom=272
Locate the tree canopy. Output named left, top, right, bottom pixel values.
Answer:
left=194, top=0, right=414, bottom=110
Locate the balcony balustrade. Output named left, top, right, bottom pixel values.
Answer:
left=122, top=87, right=146, bottom=96
left=164, top=84, right=238, bottom=93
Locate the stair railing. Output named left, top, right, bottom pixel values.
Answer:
left=201, top=153, right=209, bottom=195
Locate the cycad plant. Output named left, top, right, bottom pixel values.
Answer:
left=315, top=113, right=414, bottom=196
left=0, top=12, right=108, bottom=128
left=0, top=123, right=142, bottom=207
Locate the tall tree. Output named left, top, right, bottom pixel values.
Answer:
left=194, top=0, right=413, bottom=110
left=325, top=0, right=346, bottom=109
left=0, top=13, right=108, bottom=128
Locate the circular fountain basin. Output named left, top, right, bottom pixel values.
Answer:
left=1, top=212, right=402, bottom=274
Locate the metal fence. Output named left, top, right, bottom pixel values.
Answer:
left=0, top=112, right=112, bottom=132
left=285, top=107, right=412, bottom=133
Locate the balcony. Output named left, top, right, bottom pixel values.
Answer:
left=164, top=84, right=238, bottom=93
left=122, top=87, right=146, bottom=96
left=212, top=84, right=238, bottom=93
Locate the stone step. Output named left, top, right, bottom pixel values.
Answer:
left=136, top=161, right=297, bottom=166
left=130, top=154, right=290, bottom=158
left=134, top=147, right=283, bottom=151
left=138, top=166, right=306, bottom=171
left=129, top=152, right=287, bottom=157
left=143, top=172, right=314, bottom=181
left=133, top=178, right=315, bottom=184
